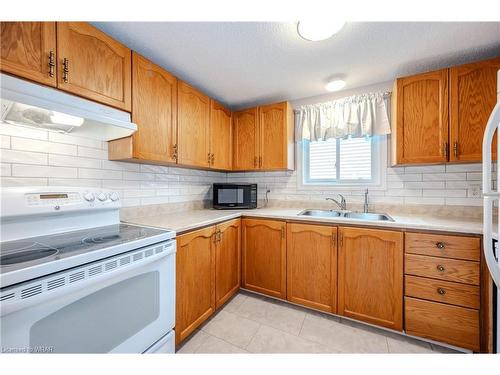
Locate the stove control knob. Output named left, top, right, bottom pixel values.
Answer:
left=109, top=192, right=119, bottom=201
left=84, top=192, right=95, bottom=202
left=97, top=192, right=107, bottom=202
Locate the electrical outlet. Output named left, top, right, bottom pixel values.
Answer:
left=470, top=184, right=481, bottom=198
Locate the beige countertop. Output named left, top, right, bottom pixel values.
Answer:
left=123, top=207, right=487, bottom=236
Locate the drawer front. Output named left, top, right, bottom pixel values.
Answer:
left=405, top=232, right=480, bottom=261
left=405, top=254, right=480, bottom=285
left=405, top=297, right=480, bottom=351
left=405, top=275, right=480, bottom=309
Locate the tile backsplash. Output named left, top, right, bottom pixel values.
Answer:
left=0, top=122, right=492, bottom=209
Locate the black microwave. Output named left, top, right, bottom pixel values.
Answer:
left=213, top=183, right=257, bottom=209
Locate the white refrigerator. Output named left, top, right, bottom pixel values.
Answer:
left=482, top=69, right=500, bottom=353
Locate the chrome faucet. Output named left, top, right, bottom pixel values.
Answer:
left=326, top=194, right=347, bottom=211
left=364, top=189, right=369, bottom=213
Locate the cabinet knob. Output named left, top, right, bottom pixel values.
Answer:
left=437, top=287, right=446, bottom=295
left=436, top=265, right=445, bottom=272
left=436, top=242, right=445, bottom=249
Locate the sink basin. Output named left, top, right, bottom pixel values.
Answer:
left=298, top=209, right=394, bottom=222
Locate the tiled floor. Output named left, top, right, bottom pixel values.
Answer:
left=176, top=291, right=463, bottom=354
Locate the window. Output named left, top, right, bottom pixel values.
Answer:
left=303, top=136, right=382, bottom=185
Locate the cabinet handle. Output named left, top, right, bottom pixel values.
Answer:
left=339, top=232, right=343, bottom=248
left=217, top=230, right=222, bottom=242
left=281, top=227, right=285, bottom=239
left=48, top=51, right=55, bottom=78
left=436, top=265, right=445, bottom=272
left=213, top=232, right=218, bottom=244
left=436, top=242, right=445, bottom=249
left=437, top=287, right=446, bottom=295
left=453, top=142, right=459, bottom=158
left=443, top=142, right=448, bottom=159
left=211, top=153, right=215, bottom=165
left=62, top=58, right=69, bottom=83
left=331, top=234, right=336, bottom=246
left=207, top=152, right=212, bottom=165
left=259, top=156, right=262, bottom=168
left=172, top=144, right=178, bottom=161
left=254, top=156, right=258, bottom=168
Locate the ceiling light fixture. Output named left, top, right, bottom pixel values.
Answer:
left=297, top=21, right=346, bottom=42
left=325, top=79, right=346, bottom=92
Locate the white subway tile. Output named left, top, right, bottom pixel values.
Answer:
left=100, top=160, right=141, bottom=172
left=49, top=178, right=102, bottom=187
left=123, top=171, right=155, bottom=181
left=1, top=149, right=47, bottom=165
left=404, top=181, right=445, bottom=189
left=422, top=173, right=466, bottom=181
left=49, top=154, right=101, bottom=169
left=12, top=164, right=77, bottom=178
left=77, top=146, right=108, bottom=159
left=404, top=165, right=445, bottom=173
left=79, top=168, right=122, bottom=180
left=445, top=197, right=483, bottom=206
left=445, top=163, right=482, bottom=172
left=385, top=189, right=422, bottom=197
left=1, top=177, right=47, bottom=186
left=49, top=132, right=101, bottom=149
left=423, top=189, right=466, bottom=197
left=140, top=164, right=169, bottom=174
left=123, top=189, right=155, bottom=198
left=404, top=197, right=445, bottom=205
left=387, top=173, right=422, bottom=182
left=1, top=164, right=11, bottom=176
left=1, top=135, right=11, bottom=149
left=12, top=137, right=77, bottom=156
left=0, top=123, right=48, bottom=140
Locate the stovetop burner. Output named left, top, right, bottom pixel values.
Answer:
left=1, top=248, right=58, bottom=266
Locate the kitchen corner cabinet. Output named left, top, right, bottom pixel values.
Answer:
left=233, top=102, right=294, bottom=171
left=56, top=22, right=132, bottom=111
left=177, top=81, right=211, bottom=168
left=215, top=219, right=241, bottom=308
left=287, top=223, right=337, bottom=313
left=242, top=219, right=286, bottom=299
left=108, top=53, right=178, bottom=164
left=0, top=22, right=57, bottom=87
left=209, top=100, right=233, bottom=170
left=338, top=227, right=403, bottom=331
left=176, top=226, right=216, bottom=345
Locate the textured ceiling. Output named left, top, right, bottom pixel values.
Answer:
left=93, top=22, right=500, bottom=110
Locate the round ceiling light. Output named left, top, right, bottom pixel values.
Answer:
left=297, top=21, right=346, bottom=42
left=325, top=79, right=346, bottom=92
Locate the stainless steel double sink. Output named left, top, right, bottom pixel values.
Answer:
left=298, top=209, right=394, bottom=222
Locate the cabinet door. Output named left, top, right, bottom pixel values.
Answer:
left=287, top=223, right=337, bottom=313
left=210, top=100, right=232, bottom=170
left=338, top=227, right=403, bottom=331
left=215, top=219, right=241, bottom=308
left=233, top=108, right=259, bottom=170
left=1, top=22, right=56, bottom=86
left=393, top=69, right=448, bottom=164
left=450, top=58, right=500, bottom=162
left=242, top=219, right=286, bottom=299
left=177, top=81, right=210, bottom=168
left=259, top=102, right=293, bottom=170
left=176, top=226, right=216, bottom=345
left=130, top=52, right=177, bottom=163
left=56, top=22, right=131, bottom=111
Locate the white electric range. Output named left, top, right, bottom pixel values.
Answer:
left=0, top=187, right=176, bottom=353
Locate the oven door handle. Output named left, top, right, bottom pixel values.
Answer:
left=1, top=245, right=174, bottom=316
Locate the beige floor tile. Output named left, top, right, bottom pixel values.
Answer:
left=221, top=293, right=248, bottom=313
left=386, top=335, right=434, bottom=353
left=176, top=330, right=210, bottom=353
left=246, top=325, right=331, bottom=353
left=201, top=310, right=260, bottom=348
left=299, top=312, right=389, bottom=353
left=195, top=334, right=249, bottom=353
left=234, top=294, right=306, bottom=335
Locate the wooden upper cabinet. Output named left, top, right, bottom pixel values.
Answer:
left=241, top=219, right=286, bottom=299
left=392, top=69, right=449, bottom=165
left=210, top=100, right=232, bottom=170
left=215, top=219, right=241, bottom=309
left=176, top=226, right=216, bottom=345
left=338, top=227, right=403, bottom=331
left=233, top=107, right=259, bottom=170
left=0, top=22, right=56, bottom=86
left=286, top=223, right=337, bottom=313
left=449, top=57, right=500, bottom=162
left=56, top=22, right=131, bottom=111
left=109, top=53, right=177, bottom=163
left=259, top=102, right=294, bottom=170
left=177, top=81, right=210, bottom=168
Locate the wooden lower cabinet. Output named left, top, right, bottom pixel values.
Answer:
left=338, top=227, right=403, bottom=331
left=176, top=226, right=216, bottom=345
left=242, top=218, right=286, bottom=299
left=286, top=223, right=337, bottom=313
left=215, top=219, right=241, bottom=308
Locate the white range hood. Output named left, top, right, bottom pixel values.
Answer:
left=0, top=73, right=137, bottom=141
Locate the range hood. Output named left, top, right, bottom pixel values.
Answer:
left=0, top=73, right=137, bottom=141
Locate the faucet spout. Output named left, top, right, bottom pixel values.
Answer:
left=326, top=194, right=347, bottom=210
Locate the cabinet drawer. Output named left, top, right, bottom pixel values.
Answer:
left=405, top=254, right=479, bottom=285
left=405, top=297, right=480, bottom=351
left=405, top=232, right=480, bottom=261
left=405, top=275, right=480, bottom=309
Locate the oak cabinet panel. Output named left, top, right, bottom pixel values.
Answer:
left=233, top=108, right=259, bottom=170
left=0, top=22, right=56, bottom=86
left=405, top=232, right=480, bottom=261
left=210, top=100, right=232, bottom=170
left=177, top=81, right=210, bottom=168
left=286, top=223, right=337, bottom=313
left=242, top=218, right=286, bottom=299
left=449, top=57, right=500, bottom=162
left=215, top=219, right=241, bottom=308
left=176, top=226, right=216, bottom=345
left=56, top=22, right=131, bottom=111
left=109, top=53, right=177, bottom=163
left=392, top=69, right=449, bottom=165
left=338, top=227, right=403, bottom=331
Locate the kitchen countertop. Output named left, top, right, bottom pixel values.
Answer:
left=124, top=207, right=489, bottom=236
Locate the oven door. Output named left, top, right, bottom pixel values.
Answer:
left=0, top=240, right=175, bottom=353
